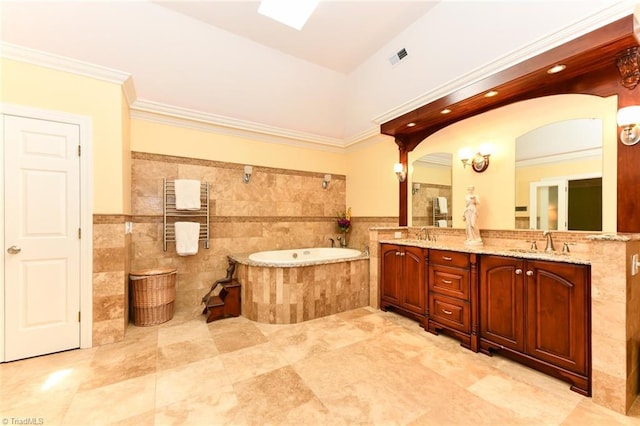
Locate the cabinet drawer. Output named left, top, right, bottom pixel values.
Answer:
left=430, top=265, right=469, bottom=300
left=429, top=249, right=469, bottom=269
left=430, top=294, right=470, bottom=333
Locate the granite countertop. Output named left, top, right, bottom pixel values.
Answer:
left=380, top=239, right=591, bottom=265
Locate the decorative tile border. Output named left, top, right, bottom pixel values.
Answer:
left=132, top=151, right=346, bottom=180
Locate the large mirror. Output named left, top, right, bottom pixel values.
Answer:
left=411, top=153, right=452, bottom=227
left=407, top=94, right=615, bottom=231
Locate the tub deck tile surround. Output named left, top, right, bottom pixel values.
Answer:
left=369, top=226, right=640, bottom=415
left=233, top=253, right=369, bottom=324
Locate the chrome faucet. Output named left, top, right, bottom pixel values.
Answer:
left=543, top=230, right=555, bottom=252
left=415, top=227, right=430, bottom=241
left=336, top=235, right=347, bottom=248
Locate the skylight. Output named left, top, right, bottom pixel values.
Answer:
left=258, top=0, right=320, bottom=31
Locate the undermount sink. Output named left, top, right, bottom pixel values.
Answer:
left=508, top=248, right=539, bottom=253
left=508, top=248, right=569, bottom=256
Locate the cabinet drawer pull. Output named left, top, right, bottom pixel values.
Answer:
left=515, top=269, right=522, bottom=275
left=395, top=252, right=401, bottom=256
left=441, top=279, right=453, bottom=284
left=526, top=270, right=533, bottom=276
left=442, top=309, right=453, bottom=315
left=442, top=256, right=452, bottom=261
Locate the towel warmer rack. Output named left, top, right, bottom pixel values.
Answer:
left=432, top=197, right=448, bottom=227
left=163, top=178, right=210, bottom=251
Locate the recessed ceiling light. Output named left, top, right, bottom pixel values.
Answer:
left=441, top=108, right=451, bottom=114
left=547, top=64, right=566, bottom=74
left=485, top=90, right=498, bottom=98
left=407, top=122, right=416, bottom=127
left=258, top=0, right=320, bottom=31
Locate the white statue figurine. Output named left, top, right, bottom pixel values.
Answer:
left=463, top=185, right=483, bottom=245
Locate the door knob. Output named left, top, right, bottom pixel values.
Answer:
left=7, top=245, right=21, bottom=254
left=526, top=270, right=534, bottom=276
left=515, top=269, right=522, bottom=275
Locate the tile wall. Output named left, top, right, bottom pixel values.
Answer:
left=92, top=215, right=130, bottom=346
left=411, top=183, right=451, bottom=227
left=130, top=152, right=351, bottom=316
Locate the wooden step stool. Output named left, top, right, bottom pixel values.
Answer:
left=202, top=279, right=241, bottom=323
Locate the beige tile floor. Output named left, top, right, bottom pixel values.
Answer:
left=2, top=306, right=640, bottom=425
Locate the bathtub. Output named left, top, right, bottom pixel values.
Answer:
left=232, top=247, right=369, bottom=324
left=248, top=247, right=361, bottom=265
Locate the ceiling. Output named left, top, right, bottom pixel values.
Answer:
left=152, top=1, right=436, bottom=74
left=1, top=1, right=632, bottom=145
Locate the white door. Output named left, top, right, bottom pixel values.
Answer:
left=529, top=179, right=567, bottom=231
left=4, top=115, right=81, bottom=361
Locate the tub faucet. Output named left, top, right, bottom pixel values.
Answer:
left=329, top=238, right=335, bottom=248
left=543, top=230, right=555, bottom=252
left=336, top=235, right=347, bottom=248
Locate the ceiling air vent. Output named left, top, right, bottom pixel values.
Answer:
left=389, top=48, right=408, bottom=66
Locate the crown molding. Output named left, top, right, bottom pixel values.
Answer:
left=1, top=42, right=131, bottom=85
left=372, top=2, right=636, bottom=125
left=129, top=102, right=348, bottom=153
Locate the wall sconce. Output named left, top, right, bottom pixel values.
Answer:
left=617, top=106, right=640, bottom=145
left=394, top=163, right=406, bottom=182
left=412, top=183, right=420, bottom=195
left=322, top=174, right=331, bottom=189
left=458, top=143, right=492, bottom=173
left=243, top=165, right=253, bottom=183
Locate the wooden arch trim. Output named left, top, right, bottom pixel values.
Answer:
left=382, top=16, right=640, bottom=230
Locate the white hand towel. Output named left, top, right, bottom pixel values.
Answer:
left=437, top=197, right=448, bottom=214
left=175, top=222, right=200, bottom=256
left=437, top=219, right=448, bottom=227
left=175, top=179, right=201, bottom=210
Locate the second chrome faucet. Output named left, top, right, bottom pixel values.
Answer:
left=543, top=230, right=555, bottom=252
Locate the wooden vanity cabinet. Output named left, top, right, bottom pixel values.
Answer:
left=379, top=244, right=426, bottom=324
left=479, top=255, right=591, bottom=396
left=427, top=249, right=478, bottom=351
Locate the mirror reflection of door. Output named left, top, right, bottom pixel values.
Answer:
left=411, top=153, right=452, bottom=227
left=528, top=175, right=602, bottom=231
left=516, top=118, right=602, bottom=231
left=530, top=179, right=566, bottom=230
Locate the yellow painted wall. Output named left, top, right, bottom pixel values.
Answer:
left=2, top=60, right=618, bottom=230
left=409, top=94, right=617, bottom=231
left=130, top=119, right=347, bottom=175
left=1, top=59, right=126, bottom=214
left=344, top=134, right=399, bottom=217
left=121, top=92, right=132, bottom=215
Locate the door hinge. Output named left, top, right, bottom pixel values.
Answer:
left=78, top=311, right=81, bottom=322
left=78, top=145, right=81, bottom=156
left=78, top=228, right=81, bottom=239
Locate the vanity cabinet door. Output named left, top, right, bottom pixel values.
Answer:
left=380, top=244, right=402, bottom=305
left=479, top=255, right=525, bottom=352
left=524, top=260, right=590, bottom=375
left=401, top=245, right=427, bottom=315
left=379, top=244, right=426, bottom=317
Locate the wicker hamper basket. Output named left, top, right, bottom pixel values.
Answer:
left=129, top=267, right=177, bottom=326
